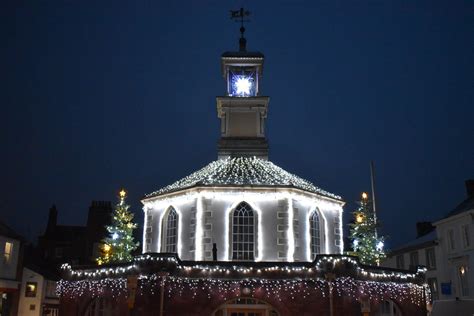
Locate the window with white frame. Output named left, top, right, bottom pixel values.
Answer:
left=448, top=229, right=456, bottom=251
left=461, top=225, right=470, bottom=248
left=310, top=210, right=321, bottom=259
left=162, top=207, right=178, bottom=253
left=232, top=202, right=255, bottom=261
left=425, top=247, right=436, bottom=270
left=409, top=251, right=419, bottom=268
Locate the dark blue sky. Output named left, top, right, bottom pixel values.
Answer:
left=1, top=1, right=473, bottom=249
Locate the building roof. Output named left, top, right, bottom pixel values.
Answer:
left=144, top=157, right=342, bottom=200
left=444, top=195, right=474, bottom=219
left=0, top=220, right=24, bottom=240
left=388, top=230, right=437, bottom=256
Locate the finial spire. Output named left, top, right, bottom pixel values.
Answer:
left=230, top=8, right=251, bottom=51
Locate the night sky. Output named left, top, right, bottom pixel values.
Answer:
left=1, top=1, right=473, bottom=249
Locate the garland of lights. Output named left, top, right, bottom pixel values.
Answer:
left=57, top=275, right=428, bottom=306
left=61, top=255, right=426, bottom=283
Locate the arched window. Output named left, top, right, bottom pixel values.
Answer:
left=232, top=202, right=255, bottom=261
left=162, top=207, right=178, bottom=253
left=310, top=210, right=321, bottom=259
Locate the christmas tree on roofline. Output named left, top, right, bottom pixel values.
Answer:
left=96, top=189, right=139, bottom=265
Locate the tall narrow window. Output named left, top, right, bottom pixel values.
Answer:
left=462, top=225, right=470, bottom=248
left=448, top=229, right=455, bottom=251
left=310, top=211, right=321, bottom=259
left=427, top=278, right=438, bottom=301
left=232, top=202, right=255, bottom=261
left=409, top=251, right=419, bottom=268
left=425, top=247, right=436, bottom=270
left=4, top=242, right=13, bottom=264
left=163, top=207, right=178, bottom=253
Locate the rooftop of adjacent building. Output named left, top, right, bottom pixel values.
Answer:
left=443, top=179, right=474, bottom=219
left=0, top=219, right=24, bottom=241
left=387, top=179, right=474, bottom=254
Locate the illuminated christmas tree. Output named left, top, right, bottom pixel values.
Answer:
left=348, top=192, right=385, bottom=265
left=96, top=189, right=139, bottom=265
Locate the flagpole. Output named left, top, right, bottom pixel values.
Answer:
left=370, top=161, right=378, bottom=238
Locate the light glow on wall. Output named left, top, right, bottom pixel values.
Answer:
left=142, top=209, right=148, bottom=253
left=305, top=208, right=312, bottom=262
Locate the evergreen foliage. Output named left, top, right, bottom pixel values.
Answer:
left=348, top=192, right=385, bottom=265
left=96, top=189, right=139, bottom=265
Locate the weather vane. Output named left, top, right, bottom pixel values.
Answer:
left=230, top=8, right=251, bottom=51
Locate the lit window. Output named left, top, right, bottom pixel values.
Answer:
left=4, top=242, right=13, bottom=264
left=228, top=67, right=256, bottom=97
left=310, top=210, right=321, bottom=259
left=232, top=202, right=255, bottom=261
left=25, top=282, right=37, bottom=297
left=162, top=207, right=178, bottom=253
left=425, top=248, right=436, bottom=270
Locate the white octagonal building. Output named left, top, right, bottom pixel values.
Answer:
left=141, top=41, right=344, bottom=263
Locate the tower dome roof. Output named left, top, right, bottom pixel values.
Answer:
left=144, top=157, right=341, bottom=200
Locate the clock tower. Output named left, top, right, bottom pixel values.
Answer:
left=217, top=8, right=270, bottom=159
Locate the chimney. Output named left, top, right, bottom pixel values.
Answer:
left=46, top=205, right=58, bottom=233
left=466, top=179, right=474, bottom=198
left=416, top=221, right=434, bottom=238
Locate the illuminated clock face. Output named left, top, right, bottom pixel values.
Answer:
left=229, top=71, right=256, bottom=97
